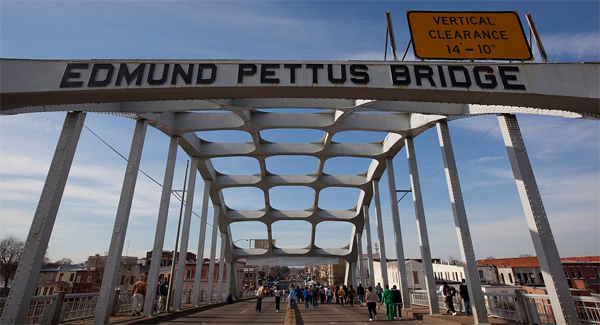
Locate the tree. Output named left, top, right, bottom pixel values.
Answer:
left=56, top=258, right=73, bottom=266
left=0, top=235, right=25, bottom=294
left=518, top=254, right=535, bottom=257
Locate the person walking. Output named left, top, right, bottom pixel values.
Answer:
left=438, top=281, right=457, bottom=316
left=391, top=285, right=403, bottom=320
left=320, top=286, right=326, bottom=304
left=339, top=285, right=346, bottom=307
left=274, top=286, right=281, bottom=312
left=357, top=283, right=365, bottom=306
left=312, top=286, right=319, bottom=309
left=366, top=286, right=378, bottom=321
left=255, top=282, right=265, bottom=312
left=303, top=287, right=310, bottom=309
left=348, top=285, right=356, bottom=307
left=382, top=284, right=394, bottom=320
left=375, top=283, right=383, bottom=303
left=289, top=287, right=297, bottom=308
left=157, top=279, right=169, bottom=313
left=459, top=279, right=471, bottom=316
left=335, top=285, right=340, bottom=304
left=295, top=286, right=302, bottom=304
left=131, top=276, right=146, bottom=316
left=327, top=287, right=333, bottom=304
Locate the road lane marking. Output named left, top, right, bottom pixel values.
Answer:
left=240, top=309, right=248, bottom=314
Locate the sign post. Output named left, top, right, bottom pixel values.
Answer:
left=407, top=11, right=533, bottom=60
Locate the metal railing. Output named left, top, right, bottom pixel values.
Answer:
left=0, top=288, right=258, bottom=324
left=60, top=293, right=99, bottom=322
left=409, top=289, right=600, bottom=325
left=483, top=292, right=521, bottom=322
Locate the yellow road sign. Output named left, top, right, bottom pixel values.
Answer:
left=407, top=11, right=533, bottom=60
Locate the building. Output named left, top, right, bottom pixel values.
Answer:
left=478, top=257, right=546, bottom=287
left=86, top=254, right=143, bottom=291
left=145, top=250, right=197, bottom=267
left=561, top=256, right=600, bottom=294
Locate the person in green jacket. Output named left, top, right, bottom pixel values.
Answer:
left=381, top=284, right=394, bottom=320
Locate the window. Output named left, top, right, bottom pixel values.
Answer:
left=87, top=275, right=92, bottom=283
left=577, top=267, right=584, bottom=279
left=187, top=270, right=193, bottom=279
left=565, top=270, right=570, bottom=278
left=508, top=273, right=513, bottom=284
left=130, top=276, right=135, bottom=284
left=572, top=271, right=577, bottom=279
left=49, top=287, right=54, bottom=295
left=539, top=273, right=544, bottom=283
left=59, top=273, right=64, bottom=281
left=478, top=270, right=484, bottom=280
left=413, top=271, right=419, bottom=284
left=594, top=267, right=599, bottom=279
left=76, top=275, right=81, bottom=283
left=69, top=274, right=75, bottom=282
left=501, top=274, right=505, bottom=284
left=43, top=287, right=48, bottom=295
left=121, top=276, right=126, bottom=285
left=529, top=273, right=536, bottom=283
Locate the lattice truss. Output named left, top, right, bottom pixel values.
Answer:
left=130, top=98, right=448, bottom=266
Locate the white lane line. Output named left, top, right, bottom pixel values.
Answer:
left=240, top=309, right=248, bottom=314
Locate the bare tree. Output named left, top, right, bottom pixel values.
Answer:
left=518, top=253, right=535, bottom=258
left=447, top=255, right=459, bottom=265
left=0, top=235, right=25, bottom=294
left=56, top=258, right=73, bottom=266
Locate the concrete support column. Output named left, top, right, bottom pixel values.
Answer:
left=385, top=157, right=410, bottom=308
left=94, top=120, right=147, bottom=324
left=405, top=137, right=439, bottom=315
left=206, top=205, right=220, bottom=304
left=350, top=262, right=357, bottom=289
left=192, top=180, right=211, bottom=306
left=498, top=114, right=580, bottom=325
left=173, top=156, right=199, bottom=310
left=1, top=112, right=86, bottom=325
left=144, top=136, right=179, bottom=316
left=356, top=232, right=366, bottom=287
left=436, top=121, right=488, bottom=324
left=363, top=205, right=376, bottom=288
left=344, top=261, right=351, bottom=286
left=373, top=180, right=389, bottom=285
left=225, top=263, right=232, bottom=298
left=216, top=233, right=227, bottom=301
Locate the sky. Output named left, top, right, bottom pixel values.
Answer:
left=0, top=1, right=599, bottom=265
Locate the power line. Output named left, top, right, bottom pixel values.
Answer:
left=471, top=122, right=499, bottom=146
left=83, top=124, right=219, bottom=234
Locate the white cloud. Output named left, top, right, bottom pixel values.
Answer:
left=469, top=156, right=505, bottom=165
left=541, top=31, right=600, bottom=61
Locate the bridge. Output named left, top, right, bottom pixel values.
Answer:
left=0, top=59, right=598, bottom=325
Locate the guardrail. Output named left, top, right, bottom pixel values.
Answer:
left=1, top=288, right=263, bottom=324
left=409, top=289, right=600, bottom=324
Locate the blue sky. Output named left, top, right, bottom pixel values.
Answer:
left=1, top=1, right=599, bottom=264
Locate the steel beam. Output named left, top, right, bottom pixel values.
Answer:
left=144, top=136, right=179, bottom=316
left=363, top=205, right=376, bottom=288
left=405, top=137, right=439, bottom=315
left=95, top=119, right=148, bottom=324
left=0, top=112, right=86, bottom=325
left=385, top=157, right=410, bottom=308
left=356, top=232, right=365, bottom=287
left=193, top=180, right=211, bottom=306
left=206, top=206, right=220, bottom=304
left=498, top=114, right=580, bottom=325
left=216, top=232, right=227, bottom=302
left=373, top=180, right=389, bottom=285
left=436, top=121, right=488, bottom=324
left=173, top=156, right=199, bottom=310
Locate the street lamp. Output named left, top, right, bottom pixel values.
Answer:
left=233, top=238, right=252, bottom=248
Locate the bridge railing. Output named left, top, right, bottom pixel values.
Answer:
left=409, top=289, right=600, bottom=324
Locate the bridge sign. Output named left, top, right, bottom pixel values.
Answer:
left=407, top=11, right=533, bottom=61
